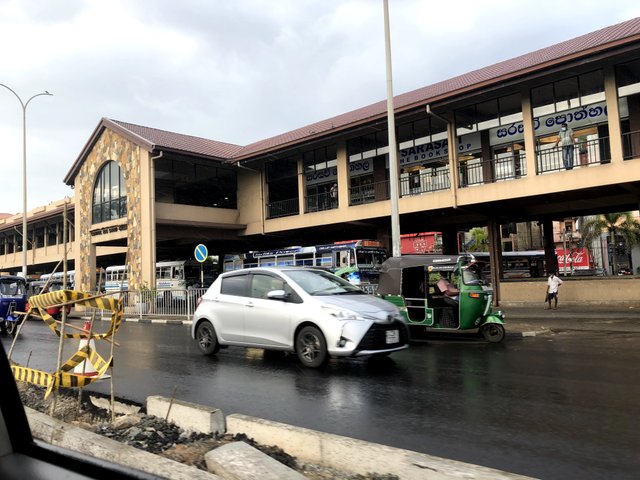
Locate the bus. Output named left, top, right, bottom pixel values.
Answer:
left=105, top=260, right=217, bottom=298
left=471, top=250, right=548, bottom=279
left=223, top=240, right=388, bottom=293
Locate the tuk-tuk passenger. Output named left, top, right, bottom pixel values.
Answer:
left=436, top=273, right=460, bottom=304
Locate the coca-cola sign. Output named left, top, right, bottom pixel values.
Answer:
left=556, top=247, right=590, bottom=269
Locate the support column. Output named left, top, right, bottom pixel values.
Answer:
left=542, top=218, right=557, bottom=274
left=521, top=88, right=538, bottom=176
left=297, top=157, right=305, bottom=214
left=487, top=218, right=502, bottom=306
left=480, top=131, right=494, bottom=183
left=446, top=120, right=459, bottom=207
left=336, top=141, right=349, bottom=209
left=440, top=228, right=459, bottom=255
left=140, top=151, right=156, bottom=289
left=604, top=65, right=624, bottom=163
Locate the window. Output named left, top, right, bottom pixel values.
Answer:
left=220, top=274, right=248, bottom=296
left=532, top=70, right=604, bottom=117
left=92, top=161, right=127, bottom=224
left=250, top=274, right=285, bottom=299
left=154, top=158, right=237, bottom=208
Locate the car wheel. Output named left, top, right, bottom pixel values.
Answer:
left=481, top=323, right=505, bottom=343
left=296, top=326, right=328, bottom=368
left=196, top=321, right=220, bottom=355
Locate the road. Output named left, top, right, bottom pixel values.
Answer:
left=4, top=319, right=640, bottom=479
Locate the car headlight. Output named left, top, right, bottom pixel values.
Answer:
left=321, top=305, right=365, bottom=321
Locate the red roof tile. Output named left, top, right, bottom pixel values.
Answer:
left=233, top=17, right=640, bottom=160
left=110, top=119, right=243, bottom=159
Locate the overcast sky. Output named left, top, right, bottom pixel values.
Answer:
left=1, top=0, right=639, bottom=215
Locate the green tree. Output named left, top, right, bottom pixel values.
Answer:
left=579, top=212, right=640, bottom=274
left=467, top=227, right=489, bottom=252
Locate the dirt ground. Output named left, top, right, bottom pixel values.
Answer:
left=18, top=383, right=398, bottom=480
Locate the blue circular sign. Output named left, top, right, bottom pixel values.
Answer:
left=194, top=244, right=208, bottom=263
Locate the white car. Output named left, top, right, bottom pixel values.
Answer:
left=191, top=267, right=409, bottom=368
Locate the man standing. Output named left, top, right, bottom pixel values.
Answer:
left=546, top=270, right=564, bottom=310
left=556, top=123, right=575, bottom=170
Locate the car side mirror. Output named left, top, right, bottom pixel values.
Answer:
left=266, top=289, right=288, bottom=301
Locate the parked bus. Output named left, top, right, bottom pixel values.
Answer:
left=223, top=240, right=388, bottom=293
left=105, top=260, right=217, bottom=299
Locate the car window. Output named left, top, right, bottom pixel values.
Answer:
left=250, top=274, right=285, bottom=299
left=220, top=274, right=248, bottom=296
left=285, top=269, right=363, bottom=295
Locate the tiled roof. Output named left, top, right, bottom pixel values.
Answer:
left=232, top=16, right=640, bottom=160
left=109, top=120, right=243, bottom=159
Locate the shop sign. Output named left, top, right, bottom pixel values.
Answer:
left=399, top=132, right=480, bottom=167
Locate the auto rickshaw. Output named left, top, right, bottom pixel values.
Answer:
left=0, top=276, right=27, bottom=336
left=376, top=254, right=505, bottom=342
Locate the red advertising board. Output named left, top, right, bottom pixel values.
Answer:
left=401, top=232, right=440, bottom=254
left=556, top=247, right=590, bottom=270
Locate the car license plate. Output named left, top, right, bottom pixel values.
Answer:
left=385, top=329, right=399, bottom=344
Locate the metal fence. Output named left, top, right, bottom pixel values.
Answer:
left=91, top=288, right=208, bottom=320
left=267, top=198, right=299, bottom=219
left=537, top=137, right=610, bottom=173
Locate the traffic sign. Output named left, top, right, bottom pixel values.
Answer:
left=194, top=244, right=208, bottom=263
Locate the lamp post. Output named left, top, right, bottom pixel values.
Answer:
left=0, top=84, right=52, bottom=278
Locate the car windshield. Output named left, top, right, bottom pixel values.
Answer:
left=285, top=269, right=364, bottom=295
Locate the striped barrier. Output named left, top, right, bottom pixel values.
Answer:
left=11, top=290, right=122, bottom=398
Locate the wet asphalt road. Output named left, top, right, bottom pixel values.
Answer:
left=4, top=320, right=640, bottom=480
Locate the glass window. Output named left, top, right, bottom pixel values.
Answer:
left=220, top=274, right=248, bottom=296
left=617, top=59, right=640, bottom=97
left=92, top=161, right=127, bottom=224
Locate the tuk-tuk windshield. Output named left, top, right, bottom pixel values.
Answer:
left=459, top=257, right=484, bottom=286
left=0, top=279, right=26, bottom=296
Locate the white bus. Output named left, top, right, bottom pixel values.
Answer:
left=104, top=260, right=217, bottom=299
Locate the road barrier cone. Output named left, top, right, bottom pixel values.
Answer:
left=74, top=321, right=99, bottom=376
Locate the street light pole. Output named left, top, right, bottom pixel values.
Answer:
left=0, top=84, right=52, bottom=278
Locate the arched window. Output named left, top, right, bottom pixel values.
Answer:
left=92, top=161, right=127, bottom=224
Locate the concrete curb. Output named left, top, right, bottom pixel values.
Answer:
left=25, top=406, right=221, bottom=480
left=225, top=413, right=535, bottom=480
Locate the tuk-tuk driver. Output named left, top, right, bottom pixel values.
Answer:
left=436, top=273, right=460, bottom=303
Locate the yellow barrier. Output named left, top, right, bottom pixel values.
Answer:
left=12, top=290, right=122, bottom=399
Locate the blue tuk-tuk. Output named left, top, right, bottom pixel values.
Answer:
left=0, top=276, right=27, bottom=336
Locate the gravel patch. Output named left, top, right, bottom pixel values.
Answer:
left=18, top=383, right=397, bottom=480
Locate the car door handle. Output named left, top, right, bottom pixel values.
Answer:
left=246, top=301, right=254, bottom=308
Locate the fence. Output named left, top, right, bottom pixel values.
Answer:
left=91, top=288, right=208, bottom=321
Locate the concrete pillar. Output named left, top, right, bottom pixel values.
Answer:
left=446, top=120, right=459, bottom=207
left=373, top=155, right=387, bottom=201
left=440, top=228, right=459, bottom=255
left=297, top=157, right=305, bottom=214
left=604, top=66, right=624, bottom=163
left=480, top=130, right=494, bottom=183
left=487, top=217, right=502, bottom=306
left=139, top=150, right=156, bottom=289
left=336, top=141, right=349, bottom=209
left=521, top=88, right=538, bottom=176
left=542, top=218, right=557, bottom=274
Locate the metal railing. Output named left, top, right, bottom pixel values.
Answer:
left=622, top=130, right=640, bottom=160
left=305, top=191, right=337, bottom=213
left=267, top=198, right=299, bottom=219
left=399, top=168, right=450, bottom=196
left=537, top=137, right=611, bottom=173
left=460, top=153, right=527, bottom=187
left=93, top=288, right=208, bottom=320
left=349, top=179, right=390, bottom=206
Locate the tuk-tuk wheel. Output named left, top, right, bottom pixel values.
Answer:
left=481, top=323, right=505, bottom=343
left=5, top=321, right=17, bottom=336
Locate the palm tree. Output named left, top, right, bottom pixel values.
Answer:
left=579, top=212, right=640, bottom=274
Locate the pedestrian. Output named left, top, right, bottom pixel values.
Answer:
left=555, top=123, right=575, bottom=170
left=330, top=183, right=338, bottom=208
left=545, top=270, right=563, bottom=310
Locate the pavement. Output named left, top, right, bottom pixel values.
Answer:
left=75, top=302, right=640, bottom=336
left=499, top=303, right=640, bottom=335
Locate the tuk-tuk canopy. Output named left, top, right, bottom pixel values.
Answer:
left=377, top=254, right=471, bottom=295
